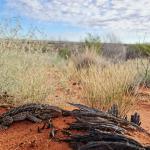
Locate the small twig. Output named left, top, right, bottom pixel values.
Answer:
left=49, top=127, right=57, bottom=139
left=37, top=126, right=42, bottom=133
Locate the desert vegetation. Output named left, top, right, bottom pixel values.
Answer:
left=0, top=20, right=150, bottom=118
left=0, top=19, right=150, bottom=150
left=70, top=52, right=150, bottom=116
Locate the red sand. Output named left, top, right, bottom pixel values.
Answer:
left=136, top=102, right=150, bottom=132
left=0, top=115, right=75, bottom=150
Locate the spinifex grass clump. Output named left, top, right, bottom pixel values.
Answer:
left=0, top=19, right=69, bottom=105
left=72, top=49, right=97, bottom=70
left=75, top=59, right=147, bottom=117
left=0, top=50, right=52, bottom=104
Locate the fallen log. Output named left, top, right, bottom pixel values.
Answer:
left=68, top=103, right=150, bottom=136
left=62, top=130, right=143, bottom=147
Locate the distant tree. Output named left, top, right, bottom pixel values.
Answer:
left=84, top=33, right=102, bottom=54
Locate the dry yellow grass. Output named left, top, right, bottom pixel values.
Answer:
left=0, top=40, right=73, bottom=106
left=68, top=51, right=149, bottom=116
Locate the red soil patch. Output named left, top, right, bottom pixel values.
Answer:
left=128, top=131, right=150, bottom=146
left=133, top=87, right=150, bottom=132
left=0, top=108, right=7, bottom=114
left=136, top=102, right=150, bottom=132
left=126, top=101, right=150, bottom=145
left=0, top=116, right=76, bottom=150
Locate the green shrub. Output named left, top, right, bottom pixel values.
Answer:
left=136, top=44, right=150, bottom=56
left=58, top=48, right=71, bottom=59
left=84, top=33, right=102, bottom=54
left=127, top=44, right=150, bottom=59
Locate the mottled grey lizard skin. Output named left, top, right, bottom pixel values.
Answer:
left=0, top=103, right=62, bottom=129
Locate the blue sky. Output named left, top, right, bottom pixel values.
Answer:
left=0, top=0, right=150, bottom=43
